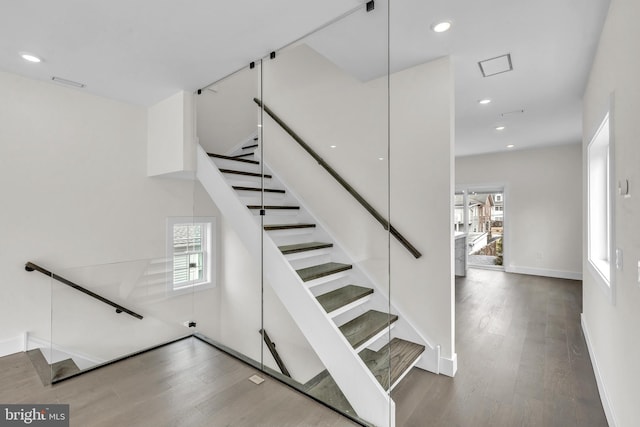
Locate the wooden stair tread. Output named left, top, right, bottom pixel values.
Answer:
left=339, top=310, right=398, bottom=349
left=247, top=205, right=300, bottom=210
left=26, top=349, right=52, bottom=385
left=279, top=242, right=333, bottom=254
left=208, top=153, right=259, bottom=164
left=232, top=186, right=285, bottom=194
left=316, top=285, right=373, bottom=314
left=359, top=338, right=425, bottom=390
left=51, top=358, right=81, bottom=381
left=296, top=262, right=352, bottom=282
left=219, top=169, right=272, bottom=178
left=264, top=223, right=316, bottom=230
left=303, top=370, right=356, bottom=416
left=242, top=143, right=258, bottom=150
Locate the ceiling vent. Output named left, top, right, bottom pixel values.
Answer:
left=478, top=54, right=513, bottom=77
left=501, top=109, right=524, bottom=117
left=51, top=76, right=85, bottom=88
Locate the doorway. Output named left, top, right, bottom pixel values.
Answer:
left=455, top=188, right=505, bottom=271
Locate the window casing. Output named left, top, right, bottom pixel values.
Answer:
left=587, top=113, right=614, bottom=301
left=167, top=217, right=215, bottom=293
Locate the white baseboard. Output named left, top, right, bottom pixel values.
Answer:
left=439, top=353, right=457, bottom=377
left=581, top=314, right=618, bottom=427
left=27, top=335, right=105, bottom=369
left=505, top=266, right=582, bottom=280
left=0, top=334, right=27, bottom=357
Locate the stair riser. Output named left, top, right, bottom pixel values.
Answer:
left=303, top=271, right=352, bottom=288
left=325, top=295, right=372, bottom=319
left=213, top=158, right=263, bottom=173
left=352, top=323, right=397, bottom=354
left=268, top=232, right=322, bottom=247
left=288, top=255, right=333, bottom=271
left=222, top=176, right=273, bottom=188
left=236, top=193, right=288, bottom=205
left=284, top=247, right=333, bottom=262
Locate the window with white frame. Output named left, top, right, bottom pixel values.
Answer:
left=168, top=217, right=215, bottom=293
left=587, top=113, right=612, bottom=294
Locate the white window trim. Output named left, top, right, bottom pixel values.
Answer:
left=167, top=216, right=216, bottom=295
left=586, top=111, right=615, bottom=304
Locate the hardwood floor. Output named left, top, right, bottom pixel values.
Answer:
left=0, top=269, right=608, bottom=426
left=0, top=338, right=359, bottom=427
left=392, top=268, right=608, bottom=427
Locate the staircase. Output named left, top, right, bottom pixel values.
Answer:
left=197, top=141, right=435, bottom=427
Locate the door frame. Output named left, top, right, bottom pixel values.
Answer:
left=455, top=183, right=509, bottom=271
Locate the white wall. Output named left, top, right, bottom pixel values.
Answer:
left=582, top=0, right=640, bottom=425
left=389, top=57, right=456, bottom=366
left=456, top=144, right=583, bottom=279
left=0, top=70, right=220, bottom=359
left=197, top=68, right=259, bottom=153
left=147, top=91, right=196, bottom=177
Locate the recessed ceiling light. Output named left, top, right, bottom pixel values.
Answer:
left=431, top=21, right=452, bottom=33
left=478, top=99, right=492, bottom=105
left=330, top=145, right=337, bottom=148
left=378, top=157, right=385, bottom=161
left=495, top=126, right=506, bottom=131
left=20, top=52, right=42, bottom=63
left=506, top=144, right=515, bottom=148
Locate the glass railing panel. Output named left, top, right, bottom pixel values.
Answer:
left=261, top=2, right=391, bottom=425
left=194, top=62, right=264, bottom=368
left=48, top=257, right=194, bottom=382
left=389, top=0, right=457, bottom=421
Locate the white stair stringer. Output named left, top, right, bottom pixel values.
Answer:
left=196, top=145, right=394, bottom=427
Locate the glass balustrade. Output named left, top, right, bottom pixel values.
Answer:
left=47, top=256, right=197, bottom=383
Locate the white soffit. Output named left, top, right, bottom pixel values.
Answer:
left=478, top=54, right=513, bottom=77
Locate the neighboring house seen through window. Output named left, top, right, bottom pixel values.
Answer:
left=168, top=217, right=215, bottom=293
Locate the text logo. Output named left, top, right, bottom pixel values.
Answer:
left=0, top=405, right=68, bottom=426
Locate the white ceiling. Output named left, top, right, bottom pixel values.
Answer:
left=0, top=0, right=609, bottom=156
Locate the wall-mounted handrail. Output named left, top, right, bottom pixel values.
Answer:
left=259, top=329, right=291, bottom=377
left=254, top=98, right=422, bottom=259
left=25, top=262, right=144, bottom=320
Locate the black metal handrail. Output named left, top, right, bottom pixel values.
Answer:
left=25, top=262, right=144, bottom=320
left=259, top=329, right=291, bottom=377
left=254, top=98, right=422, bottom=259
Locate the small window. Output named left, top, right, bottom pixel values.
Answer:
left=168, top=217, right=215, bottom=293
left=587, top=113, right=613, bottom=299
